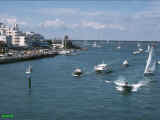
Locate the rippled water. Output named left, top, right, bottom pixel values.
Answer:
left=0, top=41, right=160, bottom=120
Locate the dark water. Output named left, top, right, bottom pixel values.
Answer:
left=0, top=41, right=160, bottom=120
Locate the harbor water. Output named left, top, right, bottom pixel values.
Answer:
left=0, top=41, right=160, bottom=120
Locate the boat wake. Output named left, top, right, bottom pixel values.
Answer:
left=114, top=76, right=149, bottom=92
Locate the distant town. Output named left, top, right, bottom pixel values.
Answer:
left=0, top=22, right=81, bottom=64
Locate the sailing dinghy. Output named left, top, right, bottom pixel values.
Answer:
left=144, top=45, right=156, bottom=76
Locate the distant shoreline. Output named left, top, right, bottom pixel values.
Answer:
left=71, top=40, right=160, bottom=42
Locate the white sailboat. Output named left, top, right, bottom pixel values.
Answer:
left=25, top=64, right=32, bottom=74
left=117, top=46, right=121, bottom=49
left=117, top=42, right=121, bottom=49
left=145, top=45, right=150, bottom=53
left=144, top=45, right=156, bottom=75
left=137, top=43, right=141, bottom=48
left=92, top=41, right=101, bottom=48
left=92, top=42, right=97, bottom=47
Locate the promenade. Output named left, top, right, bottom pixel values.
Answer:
left=0, top=50, right=58, bottom=64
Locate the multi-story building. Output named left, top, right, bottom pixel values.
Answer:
left=0, top=23, right=26, bottom=47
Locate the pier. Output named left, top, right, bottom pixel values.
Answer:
left=0, top=50, right=58, bottom=64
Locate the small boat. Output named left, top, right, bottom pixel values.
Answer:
left=92, top=42, right=97, bottom=47
left=94, top=61, right=112, bottom=73
left=138, top=48, right=143, bottom=52
left=72, top=68, right=83, bottom=77
left=117, top=46, right=121, bottom=49
left=25, top=65, right=32, bottom=74
left=145, top=45, right=150, bottom=53
left=92, top=42, right=101, bottom=48
left=132, top=51, right=141, bottom=55
left=137, top=43, right=141, bottom=47
left=117, top=42, right=121, bottom=49
left=157, top=61, right=160, bottom=64
left=122, top=82, right=132, bottom=92
left=0, top=54, right=5, bottom=57
left=122, top=60, right=129, bottom=67
left=58, top=50, right=71, bottom=55
left=144, top=45, right=156, bottom=76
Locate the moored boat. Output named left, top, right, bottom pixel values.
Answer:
left=72, top=68, right=83, bottom=77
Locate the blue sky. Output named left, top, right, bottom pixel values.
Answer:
left=0, top=1, right=159, bottom=40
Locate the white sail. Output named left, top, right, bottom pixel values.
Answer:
left=137, top=43, right=141, bottom=48
left=26, top=65, right=32, bottom=74
left=148, top=45, right=150, bottom=52
left=144, top=46, right=156, bottom=74
left=145, top=45, right=150, bottom=52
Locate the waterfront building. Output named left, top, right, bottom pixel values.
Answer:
left=12, top=35, right=26, bottom=47
left=0, top=41, right=9, bottom=53
left=0, top=23, right=26, bottom=47
left=0, top=35, right=7, bottom=43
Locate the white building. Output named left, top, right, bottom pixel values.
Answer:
left=0, top=36, right=7, bottom=43
left=12, top=35, right=26, bottom=47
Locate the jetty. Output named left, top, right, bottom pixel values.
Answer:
left=0, top=50, right=58, bottom=64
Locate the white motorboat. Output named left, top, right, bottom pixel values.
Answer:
left=72, top=68, right=83, bottom=77
left=0, top=54, right=5, bottom=57
left=157, top=61, right=160, bottom=64
left=122, top=82, right=132, bottom=92
left=132, top=51, right=141, bottom=55
left=122, top=60, right=129, bottom=67
left=94, top=61, right=112, bottom=73
left=138, top=48, right=143, bottom=52
left=144, top=45, right=156, bottom=76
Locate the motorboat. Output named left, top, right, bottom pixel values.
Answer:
left=72, top=68, right=83, bottom=77
left=157, top=61, right=160, bottom=64
left=122, top=82, right=132, bottom=92
left=94, top=62, right=112, bottom=73
left=122, top=60, right=129, bottom=67
left=132, top=51, right=141, bottom=55
left=138, top=48, right=143, bottom=52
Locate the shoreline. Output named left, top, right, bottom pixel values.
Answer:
left=0, top=50, right=58, bottom=64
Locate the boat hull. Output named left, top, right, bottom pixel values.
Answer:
left=144, top=72, right=154, bottom=76
left=123, top=85, right=132, bottom=92
left=72, top=72, right=83, bottom=77
left=122, top=64, right=129, bottom=67
left=95, top=69, right=112, bottom=73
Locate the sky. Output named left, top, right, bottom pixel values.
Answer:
left=0, top=0, right=160, bottom=40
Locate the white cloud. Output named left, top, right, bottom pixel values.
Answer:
left=81, top=21, right=105, bottom=29
left=0, top=16, right=27, bottom=26
left=36, top=8, right=78, bottom=16
left=81, top=21, right=126, bottom=31
left=40, top=19, right=65, bottom=28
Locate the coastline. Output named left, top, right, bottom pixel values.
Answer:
left=0, top=50, right=58, bottom=64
